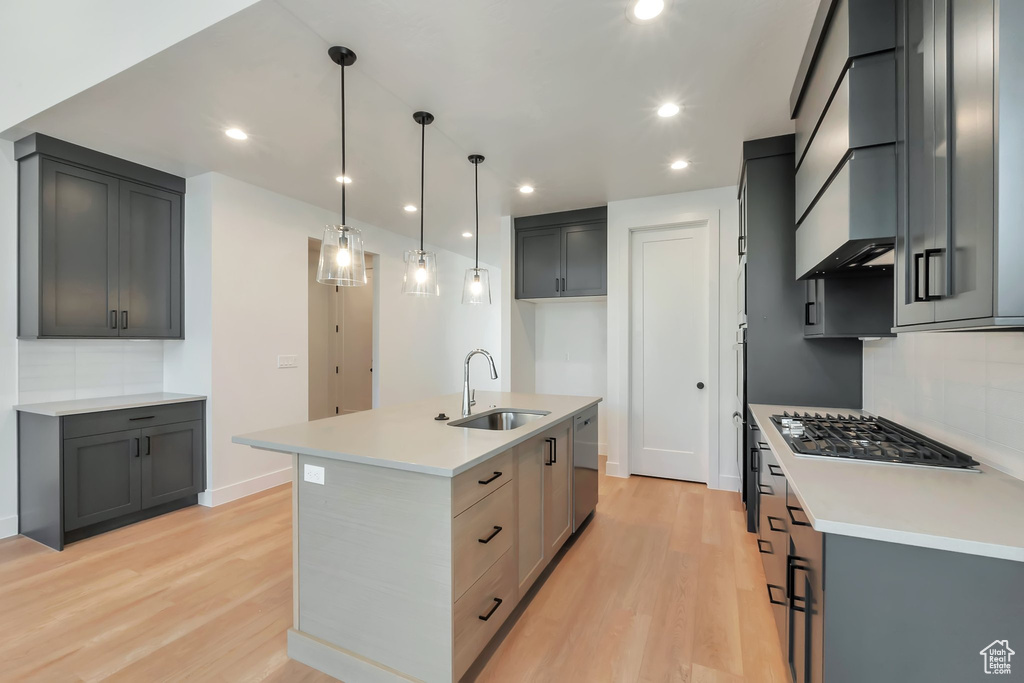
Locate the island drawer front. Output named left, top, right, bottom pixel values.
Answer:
left=453, top=480, right=514, bottom=600
left=453, top=549, right=516, bottom=680
left=63, top=401, right=204, bottom=439
left=452, top=450, right=513, bottom=517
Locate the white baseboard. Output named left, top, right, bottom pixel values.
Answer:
left=198, top=467, right=292, bottom=507
left=0, top=515, right=18, bottom=540
left=604, top=459, right=629, bottom=478
left=713, top=474, right=741, bottom=492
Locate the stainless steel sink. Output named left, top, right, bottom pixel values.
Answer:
left=448, top=408, right=550, bottom=431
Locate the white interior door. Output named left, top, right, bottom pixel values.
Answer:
left=630, top=224, right=710, bottom=482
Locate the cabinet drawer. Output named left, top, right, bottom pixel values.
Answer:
left=453, top=549, right=516, bottom=680
left=796, top=51, right=896, bottom=222
left=63, top=401, right=204, bottom=439
left=453, top=480, right=514, bottom=600
left=452, top=450, right=513, bottom=517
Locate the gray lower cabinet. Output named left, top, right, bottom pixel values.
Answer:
left=18, top=401, right=205, bottom=550
left=896, top=0, right=1024, bottom=330
left=16, top=134, right=185, bottom=339
left=514, top=206, right=607, bottom=300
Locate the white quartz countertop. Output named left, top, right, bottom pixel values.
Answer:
left=233, top=392, right=601, bottom=477
left=750, top=403, right=1024, bottom=562
left=15, top=392, right=207, bottom=417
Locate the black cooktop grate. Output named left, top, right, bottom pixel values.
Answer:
left=769, top=412, right=980, bottom=471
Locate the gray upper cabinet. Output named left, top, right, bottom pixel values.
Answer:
left=896, top=0, right=1024, bottom=330
left=515, top=206, right=607, bottom=300
left=17, top=134, right=185, bottom=339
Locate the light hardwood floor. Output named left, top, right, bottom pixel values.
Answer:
left=0, top=459, right=788, bottom=683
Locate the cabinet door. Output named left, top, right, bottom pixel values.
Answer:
left=803, top=279, right=823, bottom=337
left=543, top=423, right=572, bottom=558
left=140, top=420, right=204, bottom=508
left=63, top=429, right=141, bottom=531
left=934, top=0, right=995, bottom=323
left=118, top=181, right=183, bottom=338
left=897, top=0, right=940, bottom=326
left=561, top=223, right=607, bottom=296
left=39, top=159, right=120, bottom=337
left=515, top=228, right=562, bottom=299
left=516, top=434, right=546, bottom=595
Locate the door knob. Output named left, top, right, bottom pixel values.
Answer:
left=696, top=382, right=705, bottom=389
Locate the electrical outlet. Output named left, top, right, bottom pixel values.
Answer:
left=303, top=464, right=325, bottom=485
left=278, top=354, right=298, bottom=369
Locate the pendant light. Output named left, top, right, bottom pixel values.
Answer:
left=402, top=111, right=439, bottom=296
left=462, top=154, right=491, bottom=305
left=317, top=46, right=366, bottom=286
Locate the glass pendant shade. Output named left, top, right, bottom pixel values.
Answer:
left=462, top=267, right=491, bottom=304
left=402, top=249, right=439, bottom=296
left=317, top=224, right=366, bottom=285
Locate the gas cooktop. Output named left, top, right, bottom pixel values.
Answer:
left=770, top=412, right=981, bottom=472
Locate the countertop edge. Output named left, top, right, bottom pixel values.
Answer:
left=749, top=404, right=1024, bottom=563
left=15, top=393, right=207, bottom=417
left=232, top=397, right=601, bottom=478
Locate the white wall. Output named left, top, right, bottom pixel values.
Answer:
left=534, top=302, right=608, bottom=452
left=18, top=340, right=163, bottom=404
left=0, top=140, right=18, bottom=537
left=175, top=173, right=502, bottom=506
left=864, top=332, right=1024, bottom=480
left=499, top=215, right=536, bottom=393
left=606, top=186, right=740, bottom=490
left=0, top=0, right=259, bottom=134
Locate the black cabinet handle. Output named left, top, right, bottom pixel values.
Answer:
left=544, top=438, right=555, bottom=466
left=804, top=301, right=816, bottom=326
left=478, top=472, right=502, bottom=485
left=551, top=437, right=556, bottom=464
left=561, top=277, right=566, bottom=292
left=132, top=437, right=140, bottom=458
left=129, top=415, right=156, bottom=421
left=555, top=278, right=559, bottom=292
left=913, top=252, right=925, bottom=302
left=767, top=515, right=786, bottom=533
left=478, top=526, right=503, bottom=544
left=144, top=436, right=151, bottom=456
left=478, top=597, right=502, bottom=621
left=757, top=538, right=772, bottom=555
left=750, top=447, right=760, bottom=473
left=110, top=310, right=118, bottom=329
left=737, top=234, right=746, bottom=257
left=766, top=583, right=786, bottom=606
left=767, top=463, right=784, bottom=477
left=121, top=310, right=129, bottom=329
left=788, top=555, right=810, bottom=613
left=787, top=505, right=811, bottom=527
left=924, top=248, right=944, bottom=300
left=758, top=482, right=773, bottom=496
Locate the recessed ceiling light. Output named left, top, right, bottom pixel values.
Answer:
left=657, top=103, right=681, bottom=117
left=335, top=175, right=352, bottom=184
left=404, top=204, right=417, bottom=212
left=462, top=232, right=473, bottom=238
left=671, top=159, right=690, bottom=170
left=627, top=0, right=666, bottom=23
left=519, top=185, right=534, bottom=194
left=225, top=128, right=248, bottom=140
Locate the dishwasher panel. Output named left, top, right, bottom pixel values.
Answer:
left=573, top=406, right=599, bottom=532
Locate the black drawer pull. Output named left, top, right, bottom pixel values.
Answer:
left=144, top=436, right=151, bottom=456
left=478, top=597, right=502, bottom=621
left=767, top=583, right=786, bottom=606
left=121, top=310, right=129, bottom=329
left=478, top=472, right=502, bottom=485
left=478, top=526, right=503, bottom=544
left=787, top=505, right=811, bottom=527
left=545, top=438, right=555, bottom=466
left=767, top=515, right=786, bottom=533
left=750, top=448, right=760, bottom=473
left=110, top=310, right=118, bottom=330
left=757, top=538, right=772, bottom=555
left=767, top=463, right=784, bottom=477
left=788, top=556, right=810, bottom=613
left=758, top=483, right=773, bottom=496
left=129, top=415, right=156, bottom=421
left=132, top=437, right=140, bottom=458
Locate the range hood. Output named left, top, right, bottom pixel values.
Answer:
left=795, top=145, right=896, bottom=279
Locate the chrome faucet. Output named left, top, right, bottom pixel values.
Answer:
left=463, top=349, right=498, bottom=417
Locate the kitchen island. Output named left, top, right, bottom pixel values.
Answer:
left=234, top=391, right=600, bottom=683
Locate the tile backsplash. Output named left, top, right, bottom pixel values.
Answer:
left=18, top=340, right=164, bottom=405
left=864, top=331, right=1024, bottom=480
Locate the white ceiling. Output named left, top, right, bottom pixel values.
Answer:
left=7, top=0, right=816, bottom=264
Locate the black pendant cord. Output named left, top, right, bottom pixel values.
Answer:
left=340, top=62, right=347, bottom=225
left=419, top=120, right=425, bottom=253
left=474, top=162, right=479, bottom=269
